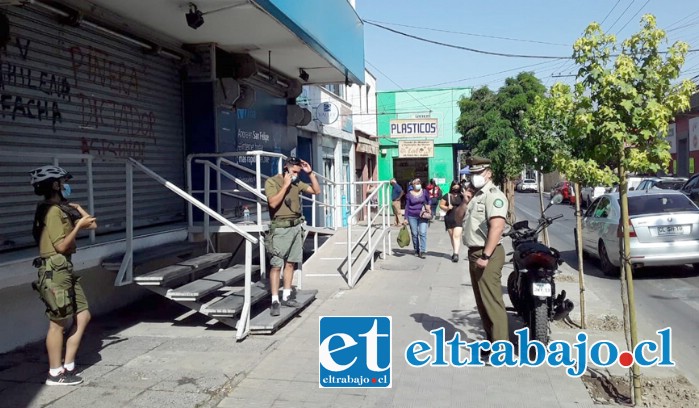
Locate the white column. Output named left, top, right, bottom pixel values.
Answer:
left=334, top=139, right=342, bottom=227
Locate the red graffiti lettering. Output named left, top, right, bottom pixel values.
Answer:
left=69, top=45, right=142, bottom=96
left=83, top=137, right=146, bottom=161
left=77, top=93, right=156, bottom=143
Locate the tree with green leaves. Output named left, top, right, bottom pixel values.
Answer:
left=525, top=84, right=619, bottom=331
left=457, top=72, right=547, bottom=223
left=545, top=15, right=694, bottom=404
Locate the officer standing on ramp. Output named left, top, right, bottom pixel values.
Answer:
left=462, top=156, right=509, bottom=350
left=264, top=157, right=320, bottom=317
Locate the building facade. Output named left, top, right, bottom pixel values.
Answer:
left=376, top=87, right=471, bottom=198
left=668, top=91, right=699, bottom=177
left=349, top=70, right=378, bottom=221
left=0, top=0, right=364, bottom=352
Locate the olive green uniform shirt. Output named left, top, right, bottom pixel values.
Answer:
left=264, top=175, right=310, bottom=220
left=39, top=205, right=75, bottom=258
left=463, top=180, right=508, bottom=247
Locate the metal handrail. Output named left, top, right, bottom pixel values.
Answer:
left=347, top=181, right=390, bottom=288
left=117, top=158, right=257, bottom=340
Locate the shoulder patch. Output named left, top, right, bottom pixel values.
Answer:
left=494, top=199, right=504, bottom=208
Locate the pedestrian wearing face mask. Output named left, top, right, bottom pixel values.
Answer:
left=439, top=181, right=475, bottom=262
left=462, top=157, right=509, bottom=350
left=264, top=157, right=321, bottom=316
left=29, top=165, right=97, bottom=386
left=404, top=178, right=430, bottom=258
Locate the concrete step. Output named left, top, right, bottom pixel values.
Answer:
left=250, top=289, right=318, bottom=335
left=101, top=241, right=203, bottom=271
left=166, top=265, right=260, bottom=301
left=201, top=282, right=268, bottom=317
left=134, top=252, right=232, bottom=286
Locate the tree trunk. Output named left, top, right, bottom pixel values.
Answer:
left=538, top=171, right=549, bottom=246
left=618, top=163, right=642, bottom=405
left=506, top=180, right=516, bottom=225
left=574, top=182, right=586, bottom=329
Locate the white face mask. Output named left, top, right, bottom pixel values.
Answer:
left=413, top=184, right=422, bottom=191
left=290, top=174, right=298, bottom=182
left=471, top=174, right=487, bottom=189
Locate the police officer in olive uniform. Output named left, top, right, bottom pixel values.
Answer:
left=264, top=157, right=321, bottom=317
left=462, top=156, right=510, bottom=344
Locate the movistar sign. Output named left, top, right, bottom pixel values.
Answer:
left=389, top=118, right=438, bottom=138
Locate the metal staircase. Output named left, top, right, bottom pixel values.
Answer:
left=102, top=150, right=388, bottom=340
left=102, top=245, right=317, bottom=335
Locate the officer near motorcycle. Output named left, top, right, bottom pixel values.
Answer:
left=463, top=156, right=509, bottom=346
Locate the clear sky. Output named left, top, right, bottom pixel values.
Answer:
left=356, top=0, right=699, bottom=93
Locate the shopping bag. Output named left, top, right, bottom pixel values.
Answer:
left=397, top=225, right=411, bottom=248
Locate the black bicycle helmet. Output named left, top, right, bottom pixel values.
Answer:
left=29, top=165, right=72, bottom=186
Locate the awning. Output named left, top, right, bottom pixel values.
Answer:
left=54, top=0, right=365, bottom=85
left=356, top=135, right=378, bottom=156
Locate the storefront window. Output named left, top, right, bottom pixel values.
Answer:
left=691, top=158, right=695, bottom=175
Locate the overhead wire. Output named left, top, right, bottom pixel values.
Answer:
left=407, top=59, right=564, bottom=90
left=666, top=9, right=699, bottom=30
left=616, top=0, right=651, bottom=35
left=364, top=20, right=698, bottom=61
left=363, top=19, right=571, bottom=47
left=366, top=60, right=435, bottom=114
left=364, top=21, right=568, bottom=59
left=607, top=0, right=636, bottom=32
left=600, top=0, right=622, bottom=26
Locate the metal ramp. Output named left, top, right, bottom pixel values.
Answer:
left=303, top=225, right=391, bottom=287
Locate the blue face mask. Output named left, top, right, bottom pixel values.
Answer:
left=62, top=183, right=72, bottom=198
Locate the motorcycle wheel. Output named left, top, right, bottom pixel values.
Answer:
left=507, top=271, right=521, bottom=315
left=530, top=299, right=550, bottom=344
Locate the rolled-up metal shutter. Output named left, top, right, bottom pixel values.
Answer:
left=0, top=5, right=184, bottom=251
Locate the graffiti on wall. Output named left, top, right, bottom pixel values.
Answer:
left=0, top=14, right=159, bottom=161
left=0, top=37, right=68, bottom=130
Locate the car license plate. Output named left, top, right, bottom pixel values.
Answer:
left=532, top=282, right=552, bottom=297
left=656, top=225, right=689, bottom=236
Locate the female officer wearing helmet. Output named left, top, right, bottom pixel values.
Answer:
left=29, top=165, right=96, bottom=386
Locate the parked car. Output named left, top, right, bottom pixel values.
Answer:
left=636, top=177, right=687, bottom=191
left=519, top=178, right=538, bottom=192
left=681, top=173, right=699, bottom=207
left=627, top=176, right=645, bottom=191
left=551, top=181, right=576, bottom=205
left=574, top=190, right=699, bottom=275
left=514, top=179, right=523, bottom=192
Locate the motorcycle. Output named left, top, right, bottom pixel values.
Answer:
left=504, top=193, right=575, bottom=344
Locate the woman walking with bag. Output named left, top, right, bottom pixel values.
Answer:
left=439, top=181, right=474, bottom=262
left=404, top=178, right=430, bottom=258
left=30, top=165, right=96, bottom=386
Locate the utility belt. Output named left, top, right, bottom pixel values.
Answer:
left=467, top=244, right=501, bottom=253
left=270, top=217, right=304, bottom=229
left=30, top=253, right=77, bottom=318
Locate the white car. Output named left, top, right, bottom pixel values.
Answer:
left=519, top=179, right=538, bottom=192
left=575, top=190, right=699, bottom=275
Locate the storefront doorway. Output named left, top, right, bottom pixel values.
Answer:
left=393, top=158, right=429, bottom=204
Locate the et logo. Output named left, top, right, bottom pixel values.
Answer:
left=319, top=316, right=392, bottom=388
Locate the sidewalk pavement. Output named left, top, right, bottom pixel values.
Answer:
left=0, top=224, right=599, bottom=408
left=218, top=224, right=595, bottom=408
